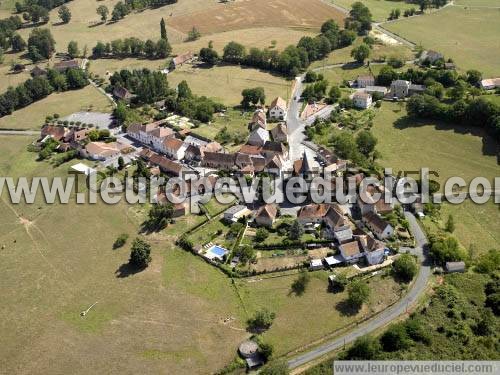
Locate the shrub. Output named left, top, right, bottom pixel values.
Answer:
left=113, top=233, right=128, bottom=249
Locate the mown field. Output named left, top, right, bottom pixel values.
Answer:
left=330, top=0, right=417, bottom=22
left=372, top=102, right=500, bottom=254
left=383, top=6, right=500, bottom=76
left=0, top=86, right=113, bottom=130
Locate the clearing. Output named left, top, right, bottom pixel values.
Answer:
left=0, top=86, right=113, bottom=130
left=383, top=6, right=500, bottom=76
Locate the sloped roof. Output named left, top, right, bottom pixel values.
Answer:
left=256, top=204, right=277, bottom=220
left=270, top=122, right=287, bottom=140
left=270, top=96, right=287, bottom=110
left=363, top=212, right=391, bottom=233
left=298, top=203, right=329, bottom=220
left=163, top=137, right=184, bottom=151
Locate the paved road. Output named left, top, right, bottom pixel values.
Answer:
left=288, top=212, right=430, bottom=369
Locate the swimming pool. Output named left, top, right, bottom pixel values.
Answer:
left=206, top=245, right=228, bottom=261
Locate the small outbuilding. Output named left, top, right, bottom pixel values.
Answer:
left=445, top=261, right=465, bottom=273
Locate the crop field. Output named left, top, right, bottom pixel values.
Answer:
left=236, top=272, right=403, bottom=356
left=383, top=6, right=500, bottom=76
left=0, top=136, right=248, bottom=374
left=372, top=102, right=500, bottom=254
left=168, top=0, right=345, bottom=35
left=167, top=64, right=293, bottom=106
left=0, top=86, right=113, bottom=130
left=330, top=0, right=417, bottom=22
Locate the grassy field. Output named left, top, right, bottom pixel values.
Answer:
left=0, top=136, right=248, bottom=374
left=372, top=102, right=500, bottom=253
left=315, top=64, right=388, bottom=85
left=236, top=272, right=403, bottom=356
left=454, top=0, right=500, bottom=6
left=167, top=64, right=293, bottom=106
left=330, top=0, right=417, bottom=22
left=0, top=86, right=113, bottom=130
left=383, top=6, right=500, bottom=76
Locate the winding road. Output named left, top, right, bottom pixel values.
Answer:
left=288, top=212, right=430, bottom=369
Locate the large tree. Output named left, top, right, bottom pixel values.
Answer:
left=392, top=253, right=417, bottom=282
left=347, top=280, right=370, bottom=309
left=58, top=5, right=71, bottom=24
left=351, top=43, right=370, bottom=63
left=96, top=5, right=109, bottom=22
left=129, top=238, right=152, bottom=268
left=160, top=17, right=167, bottom=40
left=27, top=28, right=56, bottom=61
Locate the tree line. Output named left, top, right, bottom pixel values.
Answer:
left=197, top=17, right=359, bottom=77
left=92, top=37, right=171, bottom=59
left=0, top=67, right=88, bottom=117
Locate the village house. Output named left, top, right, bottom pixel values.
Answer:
left=268, top=96, right=288, bottom=120
left=223, top=205, right=252, bottom=223
left=53, top=59, right=79, bottom=72
left=324, top=206, right=353, bottom=243
left=293, top=151, right=317, bottom=179
left=239, top=144, right=262, bottom=156
left=65, top=127, right=91, bottom=143
left=353, top=92, right=372, bottom=109
left=247, top=127, right=269, bottom=147
left=261, top=141, right=288, bottom=160
left=263, top=154, right=283, bottom=175
left=356, top=74, right=375, bottom=88
left=249, top=109, right=267, bottom=130
left=359, top=234, right=386, bottom=265
left=40, top=125, right=68, bottom=142
left=113, top=86, right=134, bottom=102
left=365, top=86, right=388, bottom=96
left=390, top=80, right=425, bottom=99
left=480, top=78, right=500, bottom=90
left=171, top=51, right=195, bottom=69
left=83, top=141, right=125, bottom=161
left=160, top=137, right=187, bottom=160
left=419, top=50, right=443, bottom=65
left=362, top=212, right=394, bottom=240
left=201, top=152, right=236, bottom=170
left=148, top=153, right=189, bottom=177
left=270, top=122, right=288, bottom=143
left=339, top=239, right=364, bottom=263
left=254, top=204, right=278, bottom=227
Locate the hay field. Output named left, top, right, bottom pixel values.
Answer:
left=168, top=0, right=345, bottom=35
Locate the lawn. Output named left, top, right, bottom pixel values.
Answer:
left=235, top=272, right=403, bottom=355
left=167, top=64, right=293, bottom=106
left=0, top=86, right=113, bottom=130
left=0, top=136, right=248, bottom=374
left=330, top=0, right=418, bottom=22
left=383, top=6, right=500, bottom=76
left=372, top=102, right=500, bottom=254
left=316, top=63, right=389, bottom=85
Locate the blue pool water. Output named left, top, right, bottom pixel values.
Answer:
left=210, top=245, right=227, bottom=257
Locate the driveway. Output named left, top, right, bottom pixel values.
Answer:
left=287, top=212, right=430, bottom=369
